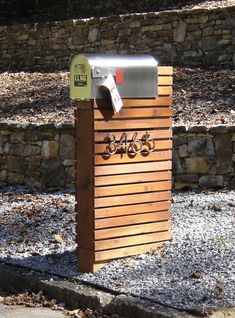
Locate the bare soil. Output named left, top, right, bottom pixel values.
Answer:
left=0, top=67, right=234, bottom=126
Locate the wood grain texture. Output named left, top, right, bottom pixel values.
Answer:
left=158, top=86, right=172, bottom=96
left=95, top=200, right=171, bottom=218
left=75, top=102, right=94, bottom=251
left=75, top=65, right=173, bottom=272
left=94, top=107, right=172, bottom=119
left=95, top=149, right=172, bottom=165
left=158, top=76, right=173, bottom=86
left=95, top=160, right=172, bottom=176
left=95, top=180, right=171, bottom=197
left=95, top=139, right=172, bottom=153
left=94, top=118, right=172, bottom=130
left=158, top=66, right=173, bottom=76
left=94, top=96, right=172, bottom=108
left=94, top=129, right=172, bottom=142
left=95, top=210, right=171, bottom=229
left=95, top=171, right=171, bottom=186
left=95, top=230, right=170, bottom=251
left=95, top=220, right=170, bottom=240
left=95, top=241, right=164, bottom=261
left=95, top=190, right=171, bottom=208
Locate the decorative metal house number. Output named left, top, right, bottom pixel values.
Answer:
left=105, top=131, right=156, bottom=155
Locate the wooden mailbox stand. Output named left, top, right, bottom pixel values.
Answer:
left=75, top=66, right=173, bottom=273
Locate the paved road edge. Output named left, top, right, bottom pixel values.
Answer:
left=0, top=263, right=196, bottom=318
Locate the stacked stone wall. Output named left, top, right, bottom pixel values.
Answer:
left=0, top=122, right=235, bottom=190
left=173, top=126, right=235, bottom=190
left=0, top=6, right=234, bottom=70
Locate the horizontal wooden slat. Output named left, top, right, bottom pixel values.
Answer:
left=158, top=66, right=173, bottom=76
left=95, top=149, right=172, bottom=165
left=95, top=180, right=171, bottom=197
left=95, top=190, right=171, bottom=208
left=95, top=171, right=171, bottom=186
left=94, top=96, right=171, bottom=109
left=95, top=241, right=164, bottom=261
left=95, top=220, right=170, bottom=240
left=95, top=230, right=170, bottom=251
left=158, top=86, right=172, bottom=96
left=95, top=210, right=170, bottom=229
left=158, top=76, right=173, bottom=86
left=95, top=160, right=172, bottom=176
left=95, top=139, right=172, bottom=154
left=95, top=200, right=171, bottom=219
left=94, top=129, right=172, bottom=143
left=94, top=118, right=171, bottom=130
left=94, top=107, right=172, bottom=120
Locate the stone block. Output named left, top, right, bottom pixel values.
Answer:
left=219, top=54, right=232, bottom=62
left=199, top=175, right=223, bottom=188
left=10, top=132, right=24, bottom=142
left=173, top=20, right=186, bottom=43
left=173, top=151, right=185, bottom=174
left=233, top=142, right=235, bottom=152
left=174, top=182, right=198, bottom=190
left=88, top=28, right=100, bottom=43
left=217, top=39, right=230, bottom=47
left=65, top=166, right=75, bottom=184
left=188, top=136, right=215, bottom=156
left=41, top=158, right=65, bottom=187
left=226, top=177, right=235, bottom=189
left=202, top=26, right=214, bottom=36
left=0, top=143, right=3, bottom=155
left=185, top=157, right=216, bottom=174
left=27, top=156, right=41, bottom=171
left=0, top=170, right=7, bottom=182
left=63, top=159, right=75, bottom=167
left=187, top=126, right=208, bottom=133
left=179, top=144, right=188, bottom=158
left=24, top=144, right=41, bottom=156
left=25, top=177, right=42, bottom=189
left=7, top=155, right=26, bottom=173
left=59, top=135, right=75, bottom=160
left=199, top=15, right=208, bottom=24
left=175, top=174, right=199, bottom=183
left=173, top=135, right=187, bottom=147
left=201, top=37, right=216, bottom=50
left=209, top=125, right=230, bottom=134
left=215, top=134, right=233, bottom=174
left=8, top=172, right=24, bottom=184
left=9, top=143, right=24, bottom=156
left=173, top=126, right=186, bottom=134
left=232, top=154, right=235, bottom=162
left=42, top=140, right=58, bottom=158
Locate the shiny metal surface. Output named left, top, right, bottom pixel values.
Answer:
left=70, top=54, right=158, bottom=100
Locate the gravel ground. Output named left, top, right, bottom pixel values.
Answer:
left=0, top=67, right=234, bottom=125
left=0, top=186, right=234, bottom=313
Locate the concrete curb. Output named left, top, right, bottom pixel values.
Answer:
left=0, top=263, right=196, bottom=318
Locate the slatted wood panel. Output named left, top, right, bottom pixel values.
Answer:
left=75, top=66, right=173, bottom=273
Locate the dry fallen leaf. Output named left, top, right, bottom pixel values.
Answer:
left=53, top=234, right=63, bottom=243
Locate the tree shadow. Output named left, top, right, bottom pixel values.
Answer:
left=0, top=0, right=225, bottom=26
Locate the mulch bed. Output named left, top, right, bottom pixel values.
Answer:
left=0, top=67, right=234, bottom=125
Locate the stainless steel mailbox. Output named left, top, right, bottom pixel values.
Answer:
left=70, top=54, right=158, bottom=100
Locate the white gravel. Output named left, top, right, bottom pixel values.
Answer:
left=0, top=186, right=234, bottom=313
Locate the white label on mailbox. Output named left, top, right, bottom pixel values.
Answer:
left=101, top=73, right=123, bottom=113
